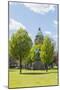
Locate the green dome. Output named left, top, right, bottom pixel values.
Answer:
left=35, top=28, right=43, bottom=44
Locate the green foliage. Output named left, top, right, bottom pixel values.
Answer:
left=40, top=35, right=54, bottom=65
left=9, top=28, right=32, bottom=61
left=27, top=44, right=41, bottom=62
left=9, top=27, right=55, bottom=71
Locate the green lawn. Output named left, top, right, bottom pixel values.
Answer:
left=9, top=68, right=58, bottom=88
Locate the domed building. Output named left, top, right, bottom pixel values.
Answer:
left=35, top=28, right=44, bottom=45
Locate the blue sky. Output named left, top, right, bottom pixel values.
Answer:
left=9, top=2, right=58, bottom=49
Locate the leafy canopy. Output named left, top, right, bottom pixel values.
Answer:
left=9, top=28, right=32, bottom=61
left=40, top=35, right=54, bottom=64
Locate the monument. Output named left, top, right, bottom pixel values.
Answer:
left=32, top=48, right=45, bottom=70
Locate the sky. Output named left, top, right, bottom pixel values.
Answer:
left=9, top=2, right=58, bottom=50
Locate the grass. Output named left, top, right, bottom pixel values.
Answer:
left=9, top=68, right=58, bottom=88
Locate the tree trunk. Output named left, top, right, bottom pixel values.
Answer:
left=20, top=55, right=22, bottom=74
left=45, top=63, right=48, bottom=72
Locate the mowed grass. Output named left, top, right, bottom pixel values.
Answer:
left=9, top=68, right=58, bottom=88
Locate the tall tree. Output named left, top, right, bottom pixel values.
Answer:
left=40, top=35, right=54, bottom=71
left=9, top=28, right=32, bottom=73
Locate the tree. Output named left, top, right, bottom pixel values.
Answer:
left=9, top=28, right=32, bottom=73
left=29, top=44, right=41, bottom=62
left=35, top=27, right=44, bottom=45
left=53, top=51, right=58, bottom=66
left=40, top=35, right=54, bottom=71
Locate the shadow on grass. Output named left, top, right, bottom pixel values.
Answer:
left=9, top=68, right=58, bottom=75
left=48, top=67, right=58, bottom=70
left=21, top=71, right=57, bottom=75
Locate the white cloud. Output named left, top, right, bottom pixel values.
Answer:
left=9, top=2, right=56, bottom=14
left=45, top=31, right=51, bottom=36
left=53, top=34, right=58, bottom=39
left=52, top=34, right=58, bottom=44
left=28, top=33, right=32, bottom=38
left=52, top=34, right=58, bottom=51
left=28, top=33, right=34, bottom=43
left=24, top=3, right=56, bottom=14
left=53, top=20, right=58, bottom=25
left=9, top=18, right=26, bottom=30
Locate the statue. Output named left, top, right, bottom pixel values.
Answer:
left=38, top=27, right=41, bottom=31
left=32, top=48, right=44, bottom=70
left=34, top=48, right=40, bottom=61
